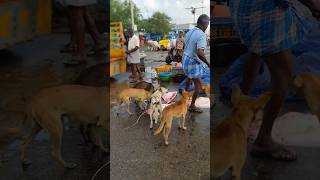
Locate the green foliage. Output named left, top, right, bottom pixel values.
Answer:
left=110, top=0, right=172, bottom=35
left=110, top=0, right=142, bottom=30
left=142, top=12, right=172, bottom=35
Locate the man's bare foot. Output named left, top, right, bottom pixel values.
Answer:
left=251, top=138, right=297, bottom=161
left=188, top=106, right=203, bottom=113
left=60, top=43, right=77, bottom=53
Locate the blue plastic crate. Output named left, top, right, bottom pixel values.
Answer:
left=172, top=67, right=184, bottom=75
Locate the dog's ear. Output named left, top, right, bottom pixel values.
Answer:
left=182, top=89, right=187, bottom=96
left=255, top=92, right=272, bottom=110
left=293, top=75, right=303, bottom=88
left=182, top=90, right=191, bottom=98
left=231, top=85, right=242, bottom=105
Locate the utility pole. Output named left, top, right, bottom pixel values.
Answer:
left=202, top=0, right=204, bottom=13
left=193, top=13, right=195, bottom=24
left=130, top=0, right=135, bottom=31
left=185, top=6, right=204, bottom=24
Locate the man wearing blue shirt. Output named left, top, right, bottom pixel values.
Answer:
left=183, top=14, right=210, bottom=113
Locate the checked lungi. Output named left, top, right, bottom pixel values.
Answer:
left=182, top=55, right=204, bottom=79
left=229, top=0, right=308, bottom=56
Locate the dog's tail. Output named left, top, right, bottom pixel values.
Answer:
left=153, top=117, right=165, bottom=135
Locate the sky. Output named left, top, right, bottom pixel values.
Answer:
left=131, top=0, right=210, bottom=24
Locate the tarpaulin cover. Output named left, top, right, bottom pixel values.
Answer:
left=178, top=65, right=210, bottom=94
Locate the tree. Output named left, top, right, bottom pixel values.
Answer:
left=110, top=0, right=142, bottom=30
left=143, top=12, right=172, bottom=36
left=110, top=1, right=172, bottom=36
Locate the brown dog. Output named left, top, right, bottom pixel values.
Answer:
left=211, top=86, right=271, bottom=180
left=21, top=85, right=109, bottom=169
left=293, top=73, right=320, bottom=121
left=153, top=90, right=192, bottom=145
left=133, top=81, right=154, bottom=93
left=114, top=88, right=152, bottom=115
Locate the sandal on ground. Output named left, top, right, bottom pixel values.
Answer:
left=87, top=47, right=107, bottom=56
left=60, top=43, right=77, bottom=53
left=251, top=145, right=297, bottom=161
left=63, top=60, right=83, bottom=65
left=63, top=54, right=86, bottom=65
left=188, top=107, right=203, bottom=113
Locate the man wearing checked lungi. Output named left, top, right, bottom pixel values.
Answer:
left=229, top=0, right=320, bottom=161
left=183, top=14, right=210, bottom=113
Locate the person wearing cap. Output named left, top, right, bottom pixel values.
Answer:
left=183, top=14, right=210, bottom=113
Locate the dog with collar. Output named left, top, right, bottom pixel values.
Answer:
left=149, top=87, right=168, bottom=129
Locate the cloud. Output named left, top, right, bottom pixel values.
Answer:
left=146, top=0, right=155, bottom=9
left=176, top=1, right=183, bottom=7
left=132, top=0, right=210, bottom=24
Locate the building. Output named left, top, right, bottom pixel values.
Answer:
left=171, top=23, right=195, bottom=32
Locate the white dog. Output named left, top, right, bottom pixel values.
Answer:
left=149, top=87, right=168, bottom=129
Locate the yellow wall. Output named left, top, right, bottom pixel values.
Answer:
left=0, top=0, right=51, bottom=48
left=0, top=10, right=11, bottom=38
left=36, top=0, right=51, bottom=34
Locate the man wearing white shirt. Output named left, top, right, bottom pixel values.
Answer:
left=126, top=29, right=141, bottom=80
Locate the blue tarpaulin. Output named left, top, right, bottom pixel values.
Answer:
left=219, top=20, right=320, bottom=100
left=179, top=65, right=210, bottom=94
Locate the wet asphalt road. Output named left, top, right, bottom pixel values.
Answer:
left=0, top=34, right=109, bottom=180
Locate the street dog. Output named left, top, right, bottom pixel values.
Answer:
left=74, top=63, right=109, bottom=145
left=133, top=81, right=155, bottom=111
left=153, top=90, right=192, bottom=145
left=211, top=86, right=271, bottom=180
left=293, top=73, right=320, bottom=121
left=21, top=85, right=109, bottom=169
left=114, top=88, right=152, bottom=115
left=149, top=87, right=168, bottom=129
left=133, top=81, right=154, bottom=93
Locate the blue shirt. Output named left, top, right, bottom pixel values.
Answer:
left=183, top=27, right=207, bottom=60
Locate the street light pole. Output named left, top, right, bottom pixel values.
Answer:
left=202, top=0, right=204, bottom=13
left=130, top=0, right=135, bottom=31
